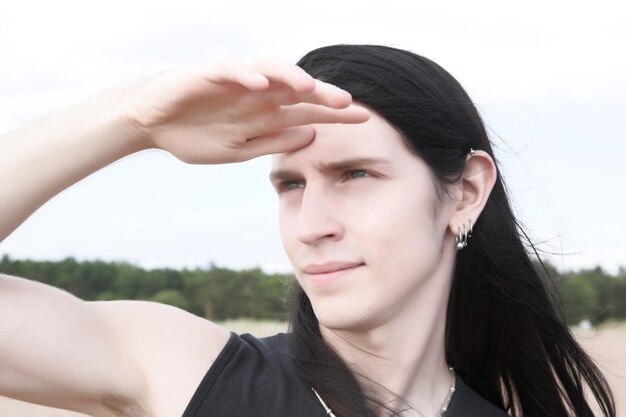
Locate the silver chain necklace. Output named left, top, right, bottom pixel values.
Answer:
left=311, top=367, right=456, bottom=417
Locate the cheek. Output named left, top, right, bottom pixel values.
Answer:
left=361, top=187, right=440, bottom=274
left=278, top=205, right=298, bottom=259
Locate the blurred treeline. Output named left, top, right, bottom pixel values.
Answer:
left=535, top=261, right=626, bottom=325
left=1, top=254, right=625, bottom=325
left=0, top=255, right=292, bottom=321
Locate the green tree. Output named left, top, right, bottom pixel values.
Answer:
left=561, top=273, right=600, bottom=324
left=150, top=289, right=190, bottom=310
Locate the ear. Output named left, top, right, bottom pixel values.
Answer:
left=448, top=150, right=497, bottom=237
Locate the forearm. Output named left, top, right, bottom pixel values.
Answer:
left=0, top=81, right=151, bottom=241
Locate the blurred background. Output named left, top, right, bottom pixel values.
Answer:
left=0, top=0, right=624, bottom=415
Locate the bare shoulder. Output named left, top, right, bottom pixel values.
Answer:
left=89, top=300, right=231, bottom=417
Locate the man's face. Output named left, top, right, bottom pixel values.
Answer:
left=270, top=108, right=453, bottom=332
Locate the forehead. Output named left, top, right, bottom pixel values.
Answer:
left=271, top=109, right=408, bottom=170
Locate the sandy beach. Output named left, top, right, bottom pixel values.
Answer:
left=1, top=321, right=624, bottom=416
left=575, top=322, right=626, bottom=415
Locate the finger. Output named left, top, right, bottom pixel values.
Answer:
left=253, top=58, right=316, bottom=93
left=295, top=79, right=354, bottom=108
left=254, top=79, right=354, bottom=110
left=237, top=126, right=316, bottom=161
left=272, top=102, right=371, bottom=128
left=201, top=61, right=270, bottom=91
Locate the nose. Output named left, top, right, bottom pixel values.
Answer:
left=295, top=184, right=344, bottom=246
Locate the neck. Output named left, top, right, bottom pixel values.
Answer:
left=319, top=250, right=455, bottom=416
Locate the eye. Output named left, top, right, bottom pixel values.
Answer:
left=277, top=179, right=304, bottom=194
left=344, top=169, right=371, bottom=180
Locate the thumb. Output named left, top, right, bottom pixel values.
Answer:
left=237, top=126, right=315, bottom=161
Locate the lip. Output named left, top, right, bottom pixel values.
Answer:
left=303, top=261, right=363, bottom=274
left=302, top=262, right=364, bottom=284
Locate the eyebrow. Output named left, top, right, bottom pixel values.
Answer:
left=269, top=157, right=391, bottom=182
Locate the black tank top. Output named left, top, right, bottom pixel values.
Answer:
left=181, top=331, right=508, bottom=417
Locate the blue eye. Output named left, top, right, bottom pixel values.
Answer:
left=347, top=170, right=370, bottom=179
left=345, top=169, right=372, bottom=180
left=280, top=180, right=304, bottom=192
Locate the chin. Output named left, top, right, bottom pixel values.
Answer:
left=314, top=304, right=378, bottom=333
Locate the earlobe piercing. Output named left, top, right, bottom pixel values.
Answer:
left=456, top=148, right=476, bottom=250
left=455, top=219, right=473, bottom=250
left=456, top=147, right=476, bottom=250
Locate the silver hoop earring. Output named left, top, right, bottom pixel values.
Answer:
left=455, top=219, right=474, bottom=250
left=455, top=225, right=467, bottom=250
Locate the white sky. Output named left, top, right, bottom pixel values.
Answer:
left=1, top=0, right=625, bottom=275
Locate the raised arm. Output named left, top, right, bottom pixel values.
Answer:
left=0, top=60, right=369, bottom=241
left=0, top=60, right=370, bottom=417
left=0, top=81, right=145, bottom=241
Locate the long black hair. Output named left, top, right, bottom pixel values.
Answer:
left=286, top=44, right=615, bottom=417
